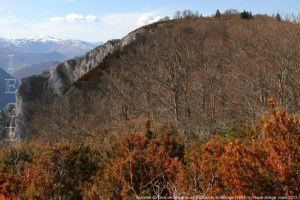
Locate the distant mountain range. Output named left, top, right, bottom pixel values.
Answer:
left=0, top=36, right=101, bottom=57
left=0, top=36, right=101, bottom=72
left=12, top=61, right=61, bottom=80
left=0, top=36, right=101, bottom=109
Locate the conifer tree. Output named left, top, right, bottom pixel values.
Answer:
left=241, top=10, right=254, bottom=19
left=276, top=13, right=282, bottom=21
left=215, top=9, right=221, bottom=18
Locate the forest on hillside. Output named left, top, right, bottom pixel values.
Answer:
left=25, top=11, right=300, bottom=141
left=0, top=10, right=299, bottom=199
left=0, top=100, right=299, bottom=199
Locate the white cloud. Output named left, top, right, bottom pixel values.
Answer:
left=137, top=13, right=161, bottom=27
left=66, top=13, right=100, bottom=22
left=0, top=17, right=20, bottom=25
left=0, top=11, right=164, bottom=42
left=48, top=13, right=100, bottom=23
left=49, top=16, right=64, bottom=22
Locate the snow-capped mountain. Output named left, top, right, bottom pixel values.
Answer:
left=0, top=37, right=15, bottom=48
left=0, top=36, right=102, bottom=58
left=0, top=36, right=102, bottom=74
left=13, top=35, right=61, bottom=44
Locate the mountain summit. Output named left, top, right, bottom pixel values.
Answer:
left=0, top=36, right=101, bottom=74
left=0, top=36, right=101, bottom=58
left=14, top=35, right=62, bottom=43
left=12, top=15, right=300, bottom=139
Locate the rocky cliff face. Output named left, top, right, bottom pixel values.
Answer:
left=15, top=28, right=145, bottom=137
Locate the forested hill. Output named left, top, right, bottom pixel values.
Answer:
left=15, top=14, right=300, bottom=140
left=1, top=12, right=299, bottom=199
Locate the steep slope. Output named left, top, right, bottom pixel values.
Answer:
left=15, top=28, right=144, bottom=137
left=12, top=61, right=61, bottom=80
left=14, top=16, right=300, bottom=140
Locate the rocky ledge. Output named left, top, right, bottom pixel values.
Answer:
left=14, top=27, right=146, bottom=137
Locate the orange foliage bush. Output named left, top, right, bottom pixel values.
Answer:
left=0, top=103, right=298, bottom=199
left=172, top=103, right=299, bottom=197
left=0, top=172, right=22, bottom=199
left=174, top=136, right=226, bottom=197
left=218, top=106, right=300, bottom=195
left=100, top=133, right=185, bottom=199
left=22, top=142, right=99, bottom=199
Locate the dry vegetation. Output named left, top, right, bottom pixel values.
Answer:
left=0, top=101, right=299, bottom=199
left=0, top=11, right=300, bottom=199
left=25, top=13, right=300, bottom=140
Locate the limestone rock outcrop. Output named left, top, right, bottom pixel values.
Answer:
left=15, top=28, right=145, bottom=137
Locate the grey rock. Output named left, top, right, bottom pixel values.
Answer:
left=14, top=28, right=145, bottom=138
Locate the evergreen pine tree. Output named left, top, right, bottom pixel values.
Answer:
left=241, top=10, right=254, bottom=19
left=215, top=9, right=221, bottom=18
left=275, top=13, right=281, bottom=21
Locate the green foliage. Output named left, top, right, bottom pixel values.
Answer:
left=0, top=145, right=33, bottom=175
left=215, top=9, right=221, bottom=18
left=276, top=13, right=282, bottom=21
left=50, top=143, right=100, bottom=199
left=220, top=118, right=259, bottom=141
left=240, top=10, right=254, bottom=19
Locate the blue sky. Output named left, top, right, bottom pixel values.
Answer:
left=0, top=0, right=300, bottom=42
